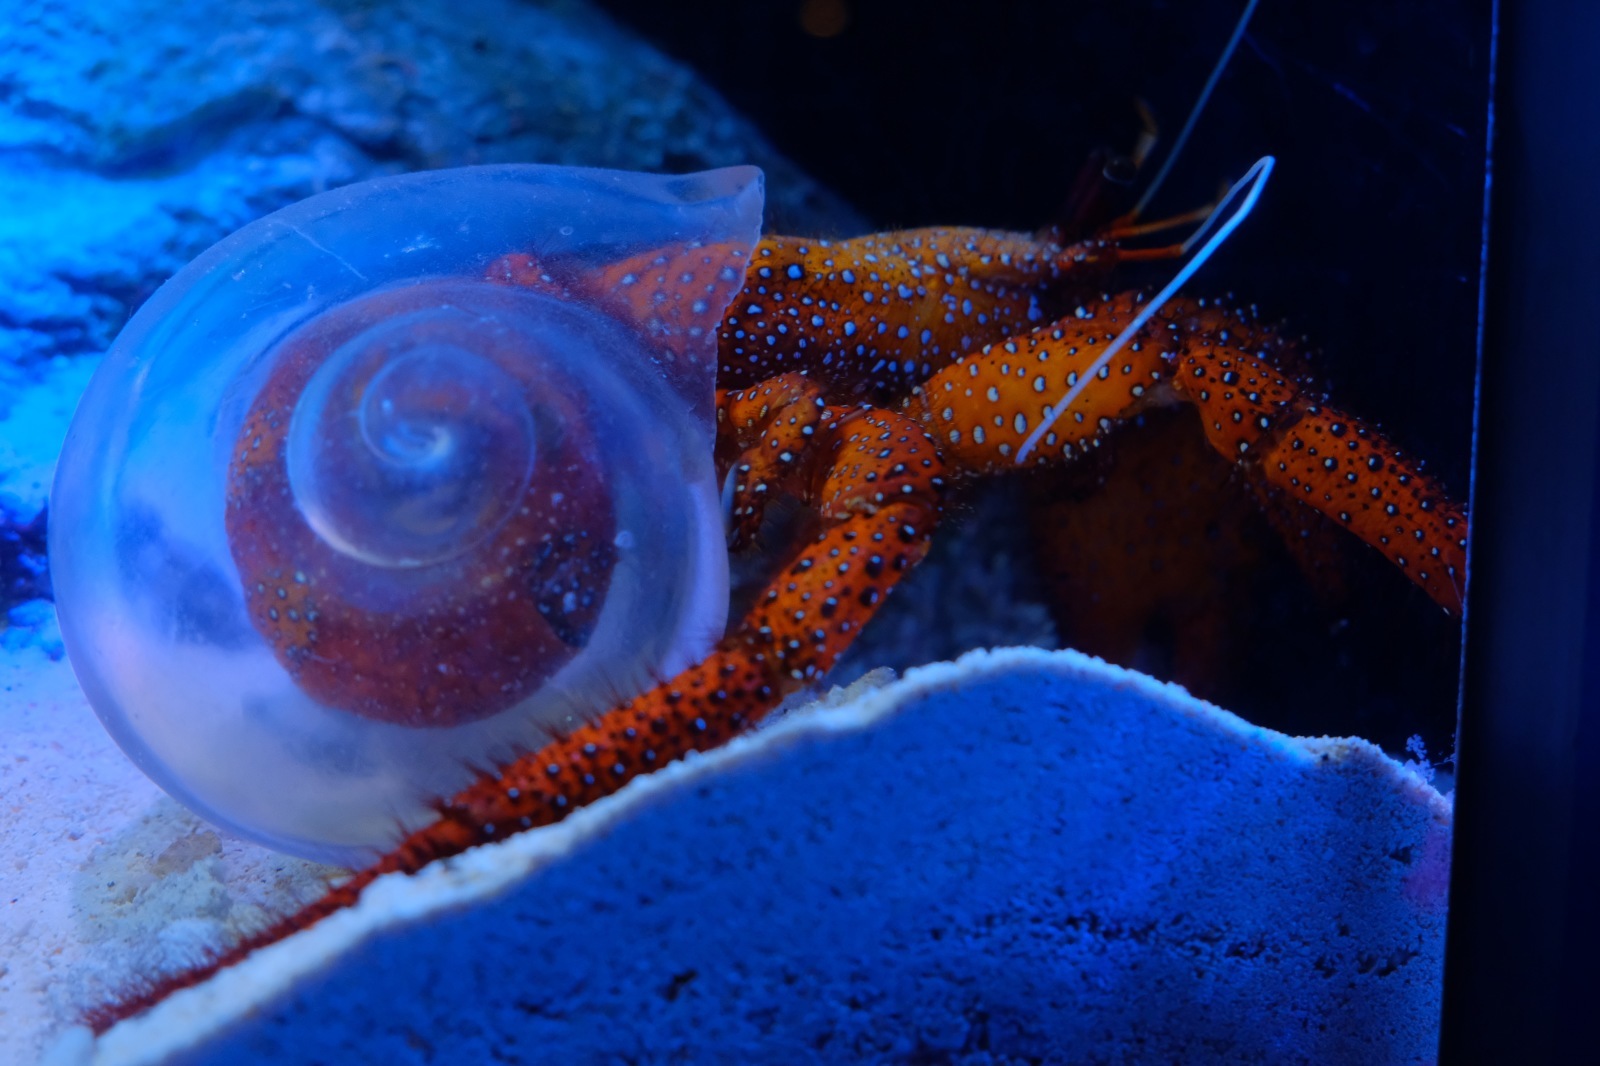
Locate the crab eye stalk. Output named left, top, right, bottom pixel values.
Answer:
left=49, top=164, right=764, bottom=864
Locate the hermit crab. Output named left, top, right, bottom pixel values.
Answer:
left=50, top=153, right=1467, bottom=1025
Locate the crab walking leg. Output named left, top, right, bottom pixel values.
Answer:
left=903, top=293, right=1172, bottom=474
left=436, top=411, right=945, bottom=845
left=713, top=230, right=1149, bottom=396
left=902, top=292, right=1467, bottom=614
left=89, top=409, right=946, bottom=1034
left=716, top=374, right=834, bottom=546
left=1166, top=302, right=1467, bottom=612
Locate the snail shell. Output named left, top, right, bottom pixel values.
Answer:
left=50, top=164, right=765, bottom=863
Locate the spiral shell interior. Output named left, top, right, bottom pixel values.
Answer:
left=50, top=164, right=764, bottom=863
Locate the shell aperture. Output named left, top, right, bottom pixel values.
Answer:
left=50, top=164, right=765, bottom=862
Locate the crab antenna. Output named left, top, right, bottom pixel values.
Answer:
left=1177, top=150, right=1274, bottom=256
left=1130, top=0, right=1261, bottom=220
left=1016, top=155, right=1275, bottom=466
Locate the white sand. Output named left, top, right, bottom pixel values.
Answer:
left=0, top=632, right=344, bottom=1065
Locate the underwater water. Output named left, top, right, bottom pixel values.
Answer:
left=0, top=0, right=1487, bottom=1062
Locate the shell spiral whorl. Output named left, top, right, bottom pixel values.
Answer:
left=281, top=296, right=545, bottom=571
left=228, top=280, right=625, bottom=730
left=50, top=164, right=765, bottom=861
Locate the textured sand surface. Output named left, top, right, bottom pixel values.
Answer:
left=0, top=636, right=345, bottom=1065
left=81, top=648, right=1451, bottom=1066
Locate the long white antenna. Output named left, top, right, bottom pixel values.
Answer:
left=1130, top=0, right=1262, bottom=220
left=1015, top=155, right=1276, bottom=466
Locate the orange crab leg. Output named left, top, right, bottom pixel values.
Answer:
left=716, top=230, right=1141, bottom=395
left=902, top=292, right=1467, bottom=614
left=90, top=407, right=945, bottom=1033
left=1100, top=203, right=1216, bottom=241
left=716, top=372, right=833, bottom=547
left=1167, top=302, right=1467, bottom=613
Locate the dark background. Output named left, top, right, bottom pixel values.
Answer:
left=595, top=0, right=1492, bottom=753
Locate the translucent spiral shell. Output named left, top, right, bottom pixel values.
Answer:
left=50, top=165, right=765, bottom=863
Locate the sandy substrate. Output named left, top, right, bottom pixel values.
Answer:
left=14, top=646, right=1453, bottom=1066
left=0, top=635, right=344, bottom=1065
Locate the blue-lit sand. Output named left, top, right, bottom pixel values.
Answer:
left=87, top=649, right=1450, bottom=1066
